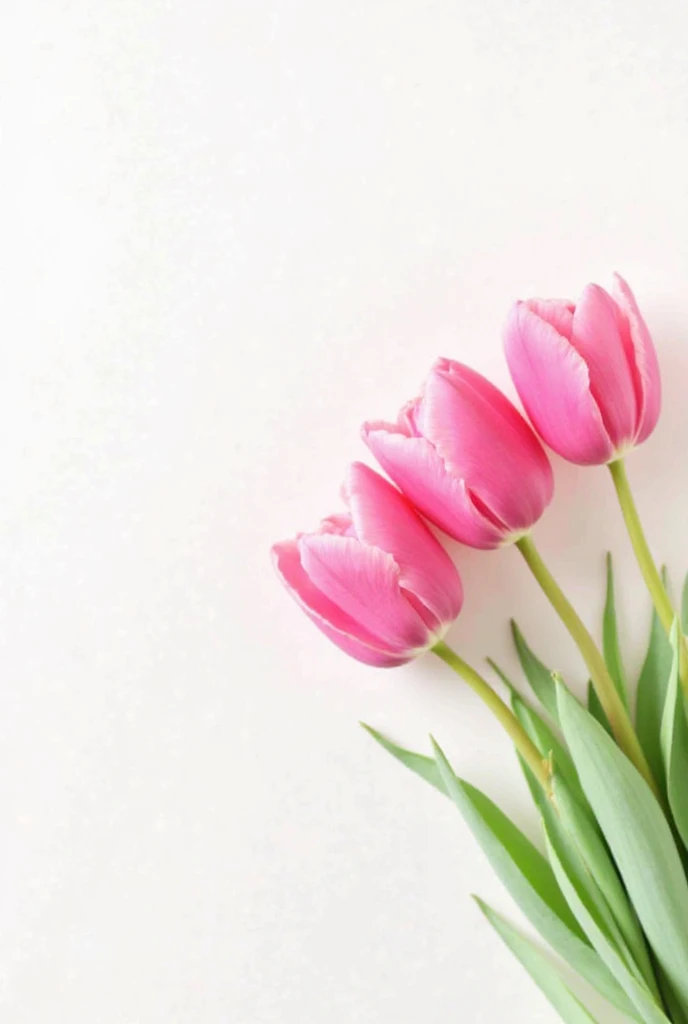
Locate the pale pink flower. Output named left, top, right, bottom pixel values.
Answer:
left=362, top=360, right=553, bottom=550
left=504, top=273, right=661, bottom=465
left=272, top=462, right=463, bottom=667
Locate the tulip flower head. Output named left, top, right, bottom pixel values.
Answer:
left=362, top=360, right=554, bottom=550
left=503, top=273, right=661, bottom=466
left=272, top=462, right=463, bottom=667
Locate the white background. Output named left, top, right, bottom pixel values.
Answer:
left=2, top=1, right=688, bottom=1021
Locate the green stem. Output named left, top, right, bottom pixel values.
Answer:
left=608, top=458, right=688, bottom=697
left=432, top=639, right=550, bottom=793
left=516, top=534, right=659, bottom=798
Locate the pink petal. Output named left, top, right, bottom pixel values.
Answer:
left=524, top=299, right=575, bottom=339
left=299, top=533, right=430, bottom=652
left=612, top=273, right=661, bottom=445
left=504, top=302, right=615, bottom=465
left=362, top=423, right=504, bottom=548
left=418, top=361, right=554, bottom=534
left=272, top=541, right=408, bottom=667
left=568, top=284, right=638, bottom=448
left=342, top=462, right=463, bottom=628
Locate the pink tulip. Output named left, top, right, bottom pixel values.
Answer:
left=362, top=360, right=554, bottom=550
left=272, top=462, right=463, bottom=667
left=503, top=273, right=661, bottom=466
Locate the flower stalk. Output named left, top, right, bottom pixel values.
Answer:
left=515, top=534, right=659, bottom=798
left=608, top=458, right=688, bottom=699
left=432, top=639, right=550, bottom=792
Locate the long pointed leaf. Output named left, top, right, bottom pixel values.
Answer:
left=587, top=680, right=613, bottom=737
left=511, top=621, right=560, bottom=722
left=475, top=898, right=603, bottom=1023
left=430, top=738, right=638, bottom=1019
left=510, top=689, right=588, bottom=811
left=360, top=723, right=446, bottom=795
left=557, top=683, right=688, bottom=1015
left=603, top=553, right=630, bottom=709
left=545, top=828, right=671, bottom=1024
left=552, top=772, right=660, bottom=1001
left=660, top=623, right=688, bottom=852
left=637, top=602, right=673, bottom=800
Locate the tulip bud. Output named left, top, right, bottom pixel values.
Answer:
left=362, top=359, right=553, bottom=550
left=272, top=462, right=463, bottom=666
left=503, top=273, right=661, bottom=466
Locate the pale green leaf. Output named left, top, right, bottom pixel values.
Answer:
left=360, top=723, right=446, bottom=794
left=603, top=553, right=630, bottom=709
left=430, top=738, right=638, bottom=1019
left=511, top=620, right=560, bottom=722
left=475, top=898, right=603, bottom=1023
left=510, top=689, right=588, bottom=811
left=637, top=602, right=673, bottom=800
left=587, top=680, right=613, bottom=738
left=556, top=682, right=688, bottom=1015
left=660, top=623, right=688, bottom=853
left=545, top=827, right=672, bottom=1024
left=552, top=773, right=660, bottom=1001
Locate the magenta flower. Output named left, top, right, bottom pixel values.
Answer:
left=362, top=360, right=553, bottom=550
left=272, top=462, right=463, bottom=667
left=503, top=273, right=661, bottom=466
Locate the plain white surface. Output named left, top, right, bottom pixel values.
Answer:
left=3, top=1, right=688, bottom=1020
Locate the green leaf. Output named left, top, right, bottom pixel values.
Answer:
left=545, top=827, right=672, bottom=1024
left=660, top=623, right=688, bottom=853
left=527, top=766, right=655, bottom=1009
left=603, top=553, right=630, bottom=709
left=551, top=773, right=660, bottom=1002
left=637, top=601, right=673, bottom=800
left=360, top=724, right=446, bottom=795
left=511, top=620, right=560, bottom=722
left=682, top=573, right=688, bottom=633
left=510, top=689, right=588, bottom=813
left=430, top=738, right=638, bottom=1019
left=587, top=680, right=613, bottom=738
left=556, top=682, right=688, bottom=1016
left=475, top=898, right=603, bottom=1023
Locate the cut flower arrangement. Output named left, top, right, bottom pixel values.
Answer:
left=272, top=274, right=688, bottom=1023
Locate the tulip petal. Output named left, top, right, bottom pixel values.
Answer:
left=342, top=462, right=463, bottom=628
left=612, top=273, right=661, bottom=445
left=272, top=540, right=408, bottom=667
left=362, top=423, right=505, bottom=548
left=569, top=284, right=638, bottom=448
left=524, top=299, right=575, bottom=340
left=505, top=303, right=615, bottom=465
left=299, top=534, right=430, bottom=652
left=418, top=361, right=554, bottom=534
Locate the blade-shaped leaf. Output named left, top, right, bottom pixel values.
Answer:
left=511, top=620, right=560, bottom=722
left=545, top=827, right=672, bottom=1024
left=637, top=602, right=673, bottom=801
left=682, top=573, right=688, bottom=633
left=552, top=772, right=660, bottom=1001
left=510, top=688, right=588, bottom=811
left=430, top=738, right=638, bottom=1019
left=557, top=682, right=688, bottom=1015
left=587, top=680, right=613, bottom=737
left=660, top=623, right=688, bottom=853
left=475, top=898, right=603, bottom=1023
left=360, top=723, right=446, bottom=795
left=516, top=754, right=640, bottom=994
left=603, top=553, right=630, bottom=709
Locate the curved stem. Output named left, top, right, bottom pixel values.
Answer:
left=608, top=458, right=688, bottom=697
left=516, top=534, right=659, bottom=798
left=432, top=639, right=550, bottom=793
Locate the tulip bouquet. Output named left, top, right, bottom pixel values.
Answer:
left=272, top=275, right=688, bottom=1023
